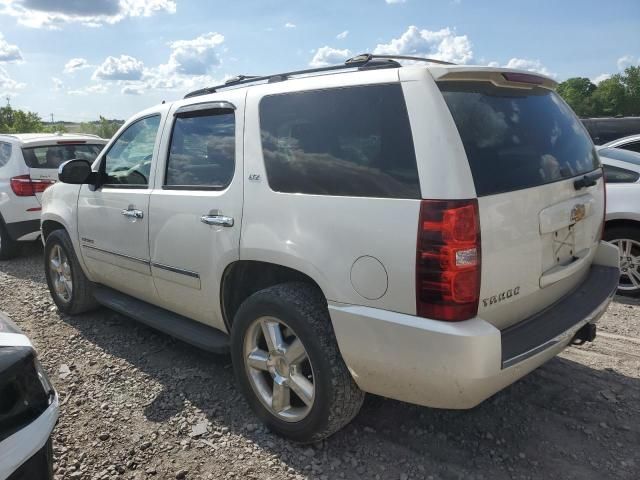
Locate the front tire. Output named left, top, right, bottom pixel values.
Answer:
left=604, top=226, right=640, bottom=297
left=44, top=230, right=98, bottom=314
left=230, top=282, right=364, bottom=442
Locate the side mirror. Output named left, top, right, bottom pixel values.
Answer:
left=58, top=159, right=94, bottom=185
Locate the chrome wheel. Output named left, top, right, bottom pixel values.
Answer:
left=49, top=245, right=72, bottom=303
left=611, top=238, right=640, bottom=292
left=243, top=316, right=315, bottom=422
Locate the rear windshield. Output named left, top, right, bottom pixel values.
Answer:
left=22, top=143, right=104, bottom=169
left=440, top=82, right=599, bottom=196
left=598, top=147, right=640, bottom=166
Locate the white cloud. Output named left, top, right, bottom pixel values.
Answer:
left=0, top=65, right=25, bottom=93
left=336, top=30, right=349, bottom=40
left=385, top=0, right=407, bottom=4
left=93, top=54, right=144, bottom=80
left=63, top=57, right=90, bottom=73
left=309, top=46, right=351, bottom=67
left=593, top=73, right=611, bottom=84
left=166, top=32, right=224, bottom=75
left=617, top=54, right=638, bottom=71
left=121, top=84, right=144, bottom=95
left=284, top=22, right=296, bottom=28
left=373, top=26, right=473, bottom=64
left=0, top=0, right=176, bottom=29
left=52, top=76, right=63, bottom=91
left=68, top=83, right=108, bottom=96
left=0, top=33, right=22, bottom=62
left=504, top=57, right=555, bottom=78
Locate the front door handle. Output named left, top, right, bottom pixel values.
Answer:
left=200, top=214, right=234, bottom=227
left=121, top=208, right=144, bottom=219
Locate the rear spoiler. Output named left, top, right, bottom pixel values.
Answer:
left=427, top=66, right=558, bottom=90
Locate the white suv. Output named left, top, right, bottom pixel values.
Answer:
left=0, top=133, right=106, bottom=259
left=40, top=55, right=620, bottom=442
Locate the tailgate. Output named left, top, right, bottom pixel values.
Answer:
left=438, top=77, right=603, bottom=329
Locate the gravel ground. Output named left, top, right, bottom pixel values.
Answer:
left=1, top=243, right=639, bottom=480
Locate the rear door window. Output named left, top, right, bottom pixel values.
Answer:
left=165, top=109, right=235, bottom=189
left=603, top=164, right=640, bottom=183
left=439, top=82, right=599, bottom=196
left=22, top=144, right=103, bottom=168
left=259, top=84, right=420, bottom=199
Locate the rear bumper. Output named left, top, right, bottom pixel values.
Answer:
left=4, top=219, right=40, bottom=241
left=329, top=241, right=620, bottom=409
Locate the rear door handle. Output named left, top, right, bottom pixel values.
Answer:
left=200, top=214, right=234, bottom=227
left=121, top=208, right=144, bottom=219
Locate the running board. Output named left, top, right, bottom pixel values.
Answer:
left=93, top=286, right=229, bottom=354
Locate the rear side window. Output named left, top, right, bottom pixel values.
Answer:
left=165, top=109, right=235, bottom=189
left=0, top=142, right=11, bottom=167
left=259, top=84, right=420, bottom=198
left=440, top=82, right=599, bottom=196
left=603, top=165, right=640, bottom=183
left=22, top=144, right=103, bottom=169
left=620, top=141, right=640, bottom=154
left=599, top=147, right=640, bottom=166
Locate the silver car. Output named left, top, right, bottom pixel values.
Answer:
left=600, top=147, right=640, bottom=296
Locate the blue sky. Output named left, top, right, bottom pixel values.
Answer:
left=0, top=0, right=638, bottom=122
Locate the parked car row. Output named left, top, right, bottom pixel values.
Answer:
left=0, top=55, right=634, bottom=451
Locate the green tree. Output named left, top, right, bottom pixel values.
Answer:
left=591, top=75, right=628, bottom=116
left=556, top=77, right=597, bottom=117
left=79, top=116, right=122, bottom=139
left=0, top=105, right=44, bottom=133
left=621, top=65, right=640, bottom=115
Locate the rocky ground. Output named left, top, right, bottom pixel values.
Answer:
left=1, top=243, right=639, bottom=480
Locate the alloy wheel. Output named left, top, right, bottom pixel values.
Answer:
left=243, top=316, right=315, bottom=422
left=611, top=238, right=640, bottom=292
left=49, top=245, right=73, bottom=303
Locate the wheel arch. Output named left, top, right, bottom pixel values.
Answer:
left=220, top=260, right=328, bottom=331
left=605, top=218, right=640, bottom=234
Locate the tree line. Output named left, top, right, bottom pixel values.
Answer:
left=557, top=65, right=640, bottom=118
left=0, top=105, right=122, bottom=138
left=1, top=65, right=639, bottom=135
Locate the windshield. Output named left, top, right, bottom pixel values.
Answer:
left=22, top=143, right=104, bottom=169
left=440, top=82, right=599, bottom=196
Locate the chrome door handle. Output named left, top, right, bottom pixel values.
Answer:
left=200, top=214, right=234, bottom=227
left=121, top=208, right=144, bottom=219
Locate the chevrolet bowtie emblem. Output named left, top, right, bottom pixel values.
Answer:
left=570, top=204, right=586, bottom=223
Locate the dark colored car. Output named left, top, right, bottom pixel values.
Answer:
left=581, top=117, right=640, bottom=145
left=0, top=312, right=57, bottom=480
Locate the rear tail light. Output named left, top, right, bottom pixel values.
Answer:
left=10, top=175, right=54, bottom=197
left=416, top=199, right=481, bottom=321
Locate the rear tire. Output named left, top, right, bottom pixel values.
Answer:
left=44, top=230, right=98, bottom=314
left=604, top=225, right=640, bottom=297
left=0, top=221, right=19, bottom=260
left=230, top=282, right=364, bottom=442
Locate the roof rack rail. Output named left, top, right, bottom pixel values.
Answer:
left=183, top=53, right=452, bottom=99
left=345, top=53, right=455, bottom=66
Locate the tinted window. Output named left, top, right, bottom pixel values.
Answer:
left=166, top=110, right=235, bottom=189
left=603, top=164, right=640, bottom=183
left=440, top=82, right=599, bottom=196
left=621, top=141, right=640, bottom=154
left=0, top=142, right=11, bottom=167
left=104, top=115, right=160, bottom=186
left=259, top=84, right=420, bottom=198
left=22, top=144, right=103, bottom=169
left=599, top=147, right=640, bottom=166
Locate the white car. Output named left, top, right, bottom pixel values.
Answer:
left=599, top=147, right=640, bottom=296
left=0, top=312, right=58, bottom=480
left=601, top=133, right=640, bottom=154
left=0, top=133, right=107, bottom=259
left=41, top=54, right=619, bottom=442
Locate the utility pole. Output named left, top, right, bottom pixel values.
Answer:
left=5, top=96, right=10, bottom=108
left=50, top=113, right=54, bottom=124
